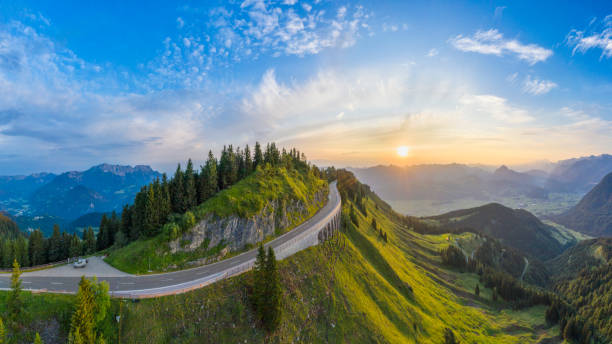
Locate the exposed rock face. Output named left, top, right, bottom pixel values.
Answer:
left=169, top=188, right=327, bottom=254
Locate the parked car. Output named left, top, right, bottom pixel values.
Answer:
left=73, top=258, right=88, bottom=268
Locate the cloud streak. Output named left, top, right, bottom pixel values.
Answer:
left=450, top=29, right=552, bottom=64
left=566, top=15, right=612, bottom=59
left=522, top=76, right=558, bottom=95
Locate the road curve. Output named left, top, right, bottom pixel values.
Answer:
left=0, top=182, right=341, bottom=298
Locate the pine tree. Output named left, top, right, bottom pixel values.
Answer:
left=34, top=332, right=43, bottom=344
left=244, top=144, right=253, bottom=175
left=28, top=229, right=45, bottom=266
left=119, top=204, right=131, bottom=240
left=69, top=277, right=96, bottom=344
left=143, top=185, right=157, bottom=236
left=184, top=159, right=197, bottom=209
left=254, top=142, right=263, bottom=169
left=160, top=174, right=171, bottom=223
left=252, top=244, right=267, bottom=317
left=205, top=151, right=218, bottom=199
left=69, top=233, right=81, bottom=258
left=263, top=247, right=282, bottom=332
left=171, top=164, right=185, bottom=213
left=108, top=211, right=119, bottom=247
left=475, top=284, right=480, bottom=297
left=96, top=215, right=108, bottom=251
left=7, top=259, right=24, bottom=333
left=83, top=227, right=97, bottom=255
left=48, top=224, right=61, bottom=262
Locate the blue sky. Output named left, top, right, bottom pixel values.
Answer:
left=0, top=0, right=611, bottom=175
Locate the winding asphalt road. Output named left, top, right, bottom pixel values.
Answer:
left=0, top=182, right=341, bottom=298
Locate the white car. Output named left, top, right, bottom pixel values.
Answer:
left=73, top=258, right=88, bottom=268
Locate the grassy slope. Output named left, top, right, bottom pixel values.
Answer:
left=105, top=167, right=327, bottom=274
left=1, top=178, right=560, bottom=343
left=115, top=194, right=558, bottom=343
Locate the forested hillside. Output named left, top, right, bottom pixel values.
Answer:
left=0, top=169, right=564, bottom=343
left=0, top=213, right=20, bottom=238
left=555, top=172, right=612, bottom=236
left=104, top=143, right=327, bottom=273
left=425, top=203, right=568, bottom=260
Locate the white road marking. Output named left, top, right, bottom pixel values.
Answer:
left=51, top=282, right=63, bottom=285
left=119, top=282, right=135, bottom=285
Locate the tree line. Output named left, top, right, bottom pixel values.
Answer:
left=546, top=263, right=612, bottom=343
left=96, top=142, right=313, bottom=251
left=0, top=142, right=314, bottom=269
left=440, top=243, right=552, bottom=309
left=0, top=224, right=96, bottom=269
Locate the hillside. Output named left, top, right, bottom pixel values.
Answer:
left=105, top=166, right=328, bottom=273
left=113, top=171, right=559, bottom=342
left=548, top=238, right=612, bottom=281
left=425, top=203, right=568, bottom=260
left=0, top=213, right=21, bottom=238
left=4, top=170, right=560, bottom=343
left=555, top=172, right=612, bottom=236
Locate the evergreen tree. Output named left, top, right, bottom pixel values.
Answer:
left=69, top=277, right=96, bottom=344
left=143, top=185, right=157, bottom=237
left=96, top=214, right=109, bottom=251
left=254, top=142, right=263, bottom=169
left=160, top=174, right=171, bottom=223
left=7, top=259, right=24, bottom=334
left=83, top=227, right=97, bottom=255
left=120, top=205, right=131, bottom=240
left=34, top=332, right=43, bottom=344
left=252, top=244, right=267, bottom=317
left=475, top=284, right=480, bottom=297
left=48, top=224, right=61, bottom=262
left=131, top=187, right=147, bottom=241
left=69, top=233, right=81, bottom=258
left=263, top=247, right=282, bottom=332
left=108, top=211, right=119, bottom=247
left=28, top=229, right=45, bottom=266
left=184, top=159, right=197, bottom=209
left=60, top=232, right=71, bottom=260
left=244, top=144, right=253, bottom=175
left=171, top=164, right=185, bottom=213
left=15, top=236, right=29, bottom=267
left=204, top=151, right=218, bottom=200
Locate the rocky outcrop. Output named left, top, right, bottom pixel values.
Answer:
left=169, top=188, right=327, bottom=254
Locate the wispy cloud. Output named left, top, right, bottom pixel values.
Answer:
left=522, top=76, right=557, bottom=95
left=426, top=48, right=439, bottom=57
left=459, top=94, right=534, bottom=123
left=566, top=15, right=612, bottom=59
left=494, top=6, right=506, bottom=19
left=450, top=29, right=552, bottom=64
left=149, top=1, right=371, bottom=88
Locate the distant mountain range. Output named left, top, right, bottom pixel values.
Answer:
left=349, top=164, right=548, bottom=203
left=349, top=154, right=612, bottom=217
left=555, top=172, right=612, bottom=236
left=0, top=164, right=161, bottom=233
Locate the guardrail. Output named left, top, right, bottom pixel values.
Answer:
left=111, top=182, right=341, bottom=299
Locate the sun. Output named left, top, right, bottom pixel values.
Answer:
left=396, top=145, right=410, bottom=157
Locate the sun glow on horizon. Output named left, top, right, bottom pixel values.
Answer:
left=396, top=145, right=411, bottom=158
